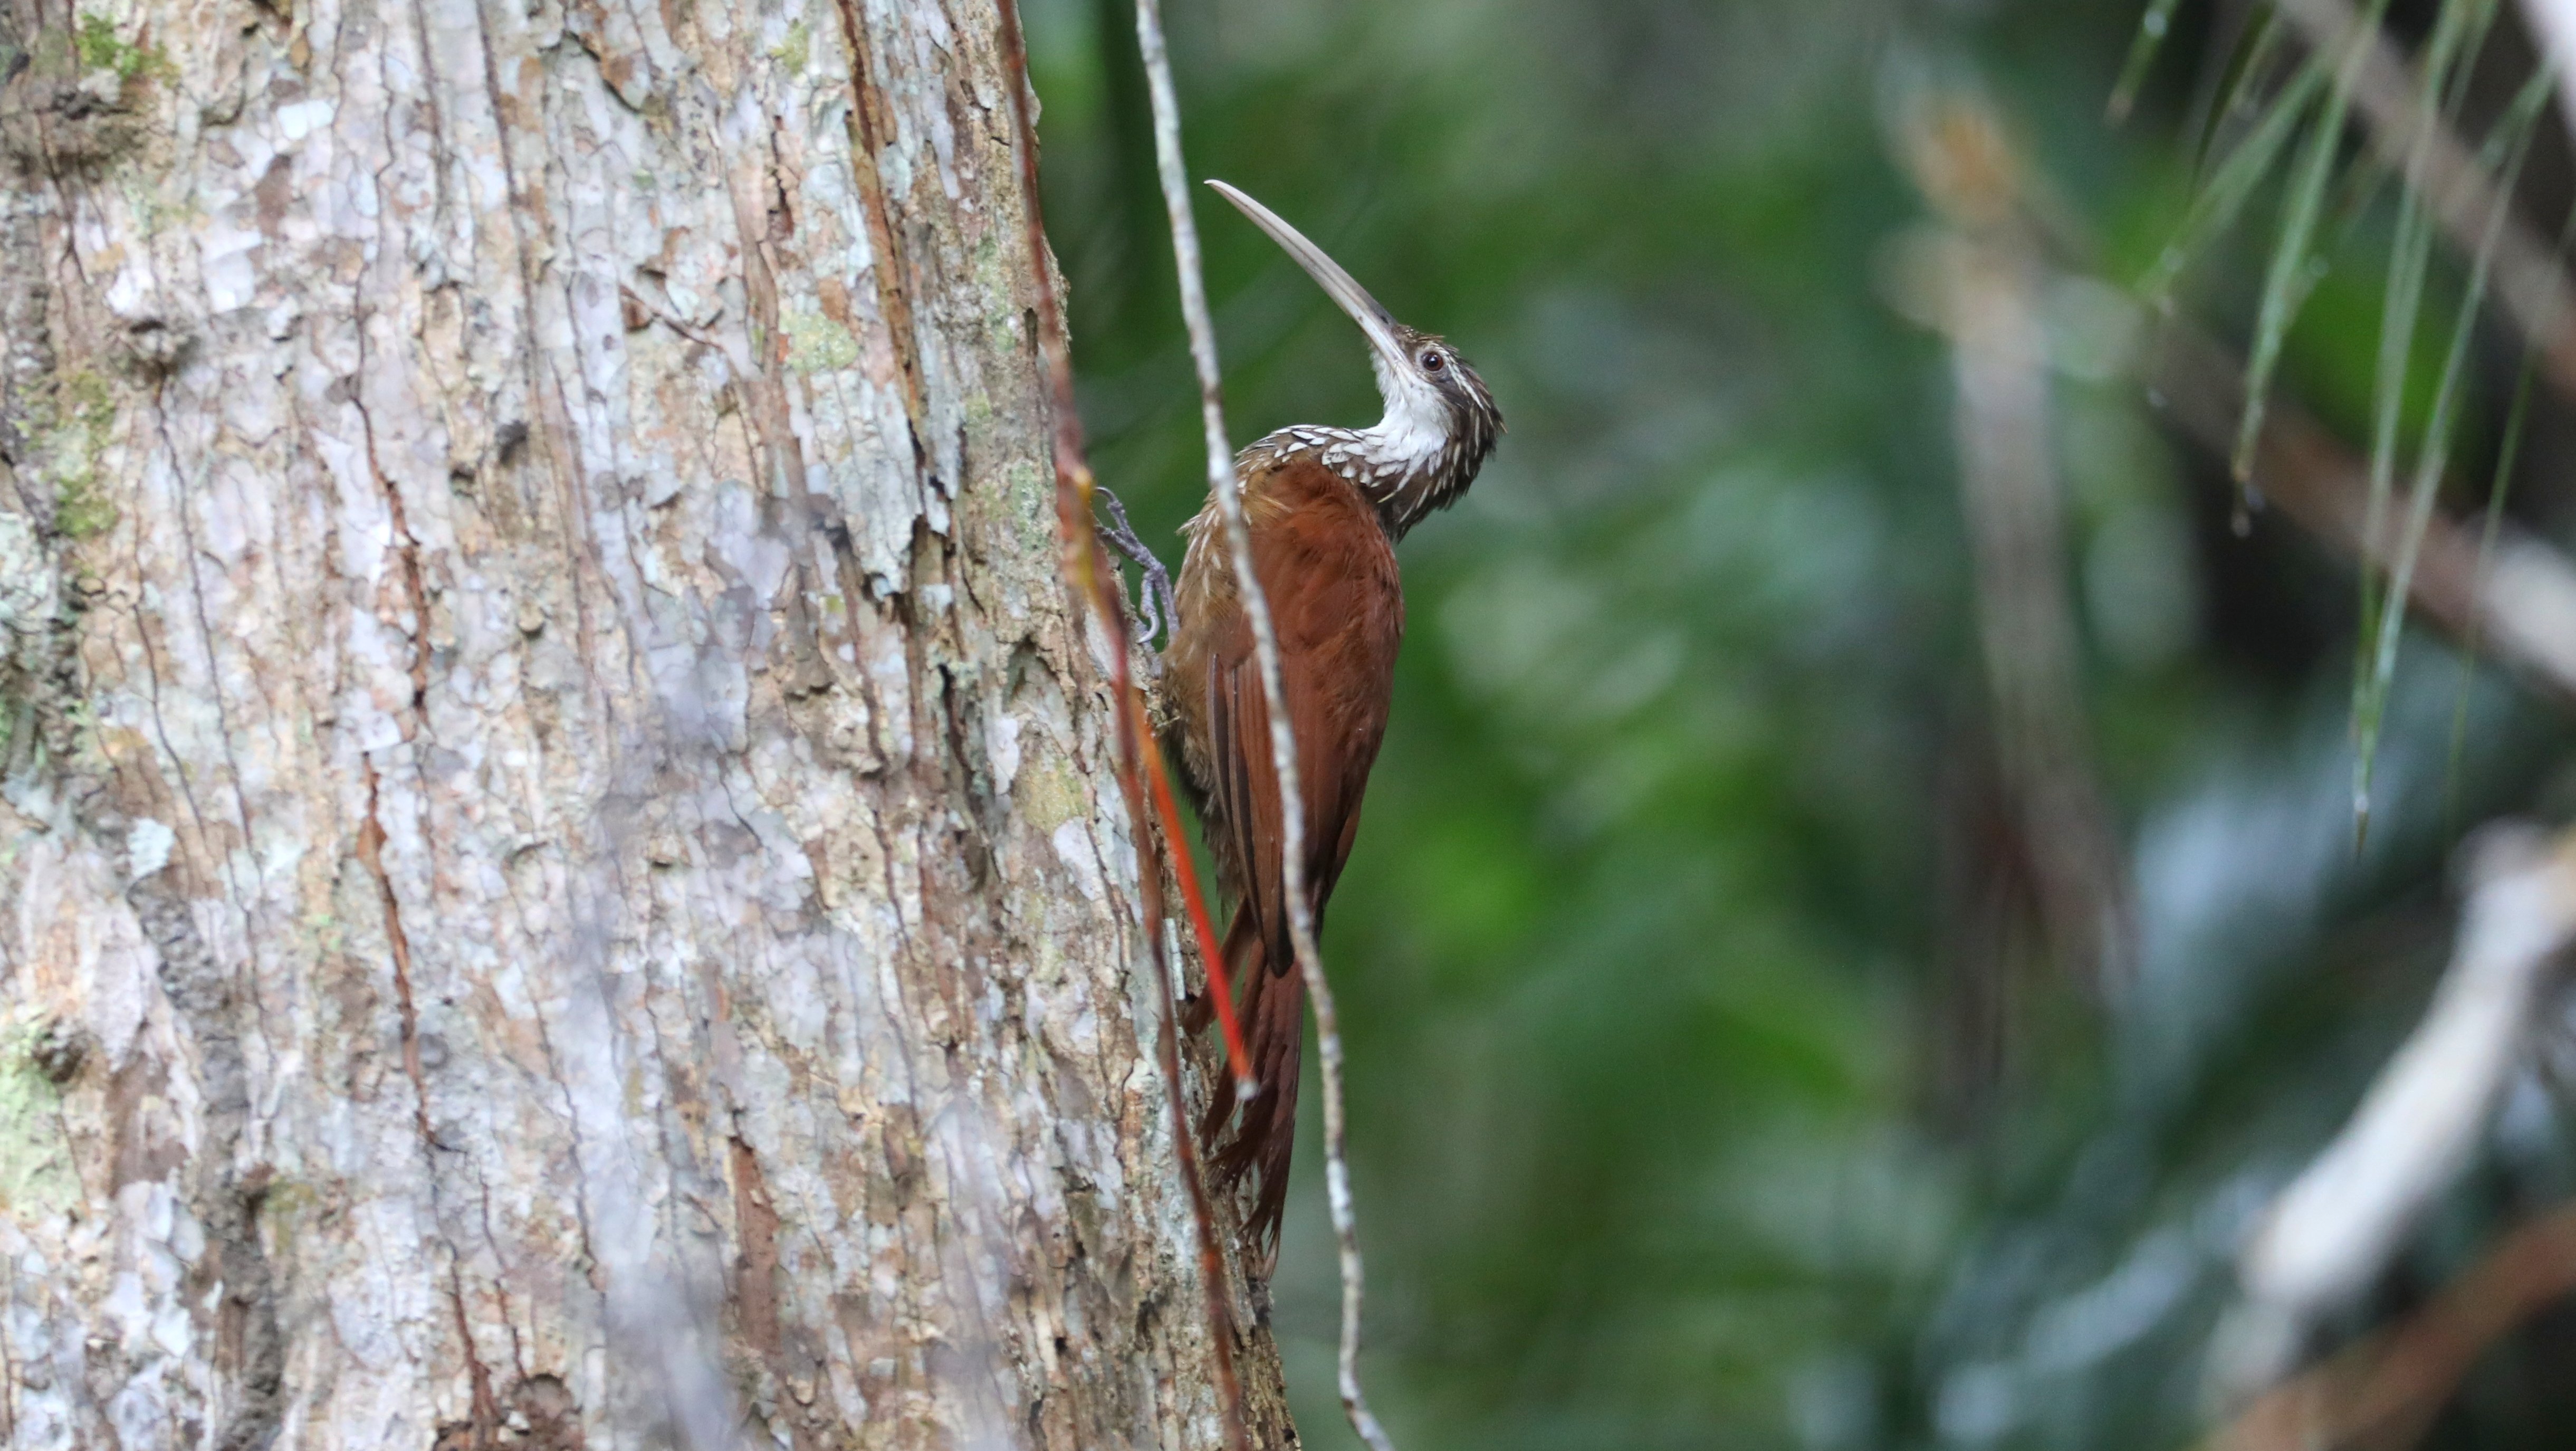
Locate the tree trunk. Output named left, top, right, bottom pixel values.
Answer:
left=0, top=0, right=1292, bottom=1443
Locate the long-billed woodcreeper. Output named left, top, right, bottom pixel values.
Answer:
left=1169, top=182, right=1502, bottom=1249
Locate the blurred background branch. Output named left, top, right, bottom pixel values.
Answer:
left=2213, top=1196, right=2576, bottom=1449
left=2153, top=325, right=2576, bottom=703
left=2523, top=1, right=2576, bottom=139
left=2271, top=0, right=2576, bottom=396
left=1897, top=83, right=2141, bottom=1011
left=2216, top=825, right=2576, bottom=1398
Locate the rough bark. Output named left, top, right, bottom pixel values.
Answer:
left=0, top=0, right=1292, bottom=1444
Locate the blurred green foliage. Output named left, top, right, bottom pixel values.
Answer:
left=1025, top=1, right=2576, bottom=1446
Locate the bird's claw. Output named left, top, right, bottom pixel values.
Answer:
left=1094, top=486, right=1178, bottom=651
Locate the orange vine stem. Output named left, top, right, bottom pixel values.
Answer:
left=995, top=1, right=1253, bottom=1444
left=1127, top=686, right=1258, bottom=1097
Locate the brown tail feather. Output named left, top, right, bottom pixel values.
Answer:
left=1198, top=904, right=1304, bottom=1249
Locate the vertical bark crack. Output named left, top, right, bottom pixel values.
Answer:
left=358, top=761, right=501, bottom=1442
left=832, top=0, right=931, bottom=457
left=349, top=328, right=433, bottom=713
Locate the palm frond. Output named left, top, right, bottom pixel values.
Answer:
left=2192, top=9, right=2291, bottom=171
left=2361, top=0, right=2501, bottom=815
left=2352, top=61, right=2554, bottom=838
left=2113, top=0, right=2192, bottom=123
left=2234, top=0, right=2395, bottom=484
left=2141, top=50, right=2328, bottom=304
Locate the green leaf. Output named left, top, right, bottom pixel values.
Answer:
left=2357, top=0, right=2501, bottom=829
left=2139, top=52, right=2327, bottom=304
left=2110, top=0, right=2189, bottom=123
left=2234, top=0, right=2393, bottom=484
left=2444, top=327, right=2539, bottom=835
left=2191, top=9, right=2288, bottom=171
left=2353, top=62, right=2554, bottom=836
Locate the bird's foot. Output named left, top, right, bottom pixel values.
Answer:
left=1093, top=486, right=1177, bottom=651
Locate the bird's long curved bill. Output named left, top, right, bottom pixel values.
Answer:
left=1205, top=179, right=1404, bottom=362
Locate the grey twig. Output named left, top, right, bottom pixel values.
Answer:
left=1129, top=1, right=1396, bottom=1447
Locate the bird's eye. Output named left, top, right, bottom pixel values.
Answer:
left=1421, top=350, right=1444, bottom=372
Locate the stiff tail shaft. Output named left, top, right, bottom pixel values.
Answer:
left=1194, top=904, right=1305, bottom=1249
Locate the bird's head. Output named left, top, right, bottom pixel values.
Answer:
left=1209, top=180, right=1502, bottom=537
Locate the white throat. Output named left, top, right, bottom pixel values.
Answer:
left=1354, top=351, right=1450, bottom=480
